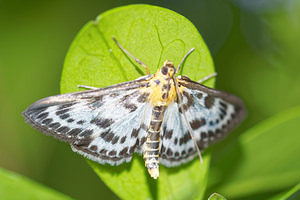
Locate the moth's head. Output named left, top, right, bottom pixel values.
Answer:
left=160, top=60, right=176, bottom=77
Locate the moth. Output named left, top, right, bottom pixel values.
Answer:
left=23, top=37, right=246, bottom=179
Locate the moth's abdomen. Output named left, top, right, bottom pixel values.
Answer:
left=144, top=106, right=166, bottom=179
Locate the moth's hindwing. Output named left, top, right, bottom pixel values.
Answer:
left=22, top=78, right=153, bottom=166
left=159, top=76, right=246, bottom=167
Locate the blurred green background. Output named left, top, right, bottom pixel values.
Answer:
left=0, top=0, right=299, bottom=199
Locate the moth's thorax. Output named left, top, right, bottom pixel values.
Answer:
left=142, top=60, right=185, bottom=106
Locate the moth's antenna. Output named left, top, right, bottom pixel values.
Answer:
left=176, top=47, right=195, bottom=74
left=172, top=75, right=203, bottom=164
left=197, top=72, right=218, bottom=83
left=112, top=36, right=150, bottom=75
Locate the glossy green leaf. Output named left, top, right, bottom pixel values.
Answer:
left=209, top=105, right=300, bottom=199
left=0, top=167, right=73, bottom=200
left=61, top=4, right=214, bottom=200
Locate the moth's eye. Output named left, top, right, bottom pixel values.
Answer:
left=161, top=66, right=168, bottom=75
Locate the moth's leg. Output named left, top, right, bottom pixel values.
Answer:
left=112, top=36, right=150, bottom=75
left=176, top=47, right=195, bottom=74
left=197, top=72, right=218, bottom=83
left=77, top=85, right=99, bottom=90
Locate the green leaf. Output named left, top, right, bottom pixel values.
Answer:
left=268, top=182, right=300, bottom=200
left=0, top=167, right=73, bottom=200
left=208, top=105, right=300, bottom=199
left=61, top=4, right=214, bottom=200
left=208, top=193, right=227, bottom=200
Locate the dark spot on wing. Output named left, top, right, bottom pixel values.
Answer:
left=161, top=145, right=166, bottom=153
left=174, top=138, right=178, bottom=145
left=100, top=129, right=114, bottom=142
left=111, top=136, right=119, bottom=145
left=220, top=107, right=227, bottom=116
left=135, top=139, right=140, bottom=147
left=220, top=114, right=224, bottom=120
left=67, top=118, right=75, bottom=123
left=68, top=128, right=82, bottom=136
left=196, top=93, right=203, bottom=99
left=79, top=129, right=93, bottom=137
left=166, top=148, right=173, bottom=156
left=73, top=138, right=92, bottom=147
left=154, top=79, right=160, bottom=85
left=204, top=95, right=215, bottom=109
left=57, top=126, right=70, bottom=134
left=201, top=132, right=207, bottom=139
left=140, top=136, right=147, bottom=146
left=164, top=129, right=173, bottom=139
left=77, top=120, right=85, bottom=125
left=36, top=112, right=49, bottom=120
left=108, top=151, right=116, bottom=156
left=28, top=107, right=47, bottom=116
left=220, top=101, right=228, bottom=109
left=179, top=138, right=184, bottom=146
left=56, top=109, right=69, bottom=116
left=124, top=103, right=138, bottom=113
left=131, top=128, right=139, bottom=138
left=119, top=147, right=129, bottom=156
left=42, top=118, right=52, bottom=125
left=90, top=145, right=97, bottom=151
left=190, top=118, right=206, bottom=130
left=100, top=149, right=107, bottom=155
left=49, top=122, right=60, bottom=129
left=183, top=132, right=191, bottom=143
left=90, top=118, right=113, bottom=129
left=129, top=146, right=134, bottom=154
left=120, top=136, right=126, bottom=144
left=59, top=113, right=70, bottom=120
left=137, top=93, right=149, bottom=103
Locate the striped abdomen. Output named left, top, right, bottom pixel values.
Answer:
left=143, top=105, right=166, bottom=179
